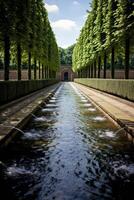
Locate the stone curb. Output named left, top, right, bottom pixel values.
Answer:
left=74, top=83, right=134, bottom=143
left=0, top=84, right=60, bottom=149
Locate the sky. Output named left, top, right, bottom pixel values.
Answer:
left=44, top=0, right=91, bottom=48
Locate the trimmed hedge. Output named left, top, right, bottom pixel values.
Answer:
left=0, top=79, right=58, bottom=105
left=74, top=79, right=134, bottom=101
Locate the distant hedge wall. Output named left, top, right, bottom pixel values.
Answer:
left=0, top=80, right=58, bottom=105
left=74, top=79, right=134, bottom=101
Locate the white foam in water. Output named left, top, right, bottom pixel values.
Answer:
left=114, top=164, right=134, bottom=178
left=49, top=100, right=56, bottom=103
left=105, top=131, right=115, bottom=138
left=69, top=83, right=93, bottom=108
left=42, top=108, right=55, bottom=112
left=88, top=108, right=96, bottom=112
left=22, top=131, right=41, bottom=140
left=34, top=116, right=47, bottom=122
left=83, top=103, right=92, bottom=107
left=99, top=131, right=115, bottom=139
left=77, top=93, right=82, bottom=96
left=81, top=99, right=88, bottom=103
left=54, top=89, right=61, bottom=96
left=79, top=95, right=84, bottom=98
left=46, top=104, right=57, bottom=107
left=7, top=166, right=34, bottom=177
left=81, top=97, right=86, bottom=100
left=51, top=97, right=57, bottom=100
left=55, top=85, right=63, bottom=95
left=69, top=82, right=82, bottom=96
left=77, top=92, right=83, bottom=96
left=93, top=116, right=106, bottom=121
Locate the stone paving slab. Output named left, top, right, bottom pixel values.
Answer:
left=73, top=82, right=134, bottom=138
left=0, top=83, right=61, bottom=148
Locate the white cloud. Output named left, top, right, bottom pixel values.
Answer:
left=51, top=19, right=79, bottom=47
left=73, top=1, right=80, bottom=5
left=53, top=27, right=80, bottom=48
left=45, top=3, right=59, bottom=13
left=51, top=19, right=77, bottom=31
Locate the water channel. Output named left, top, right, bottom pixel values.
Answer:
left=0, top=82, right=134, bottom=200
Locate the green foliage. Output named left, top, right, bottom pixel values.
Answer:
left=73, top=0, right=134, bottom=72
left=0, top=0, right=16, bottom=37
left=59, top=44, right=75, bottom=65
left=0, top=0, right=60, bottom=73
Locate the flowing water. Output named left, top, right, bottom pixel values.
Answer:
left=0, top=82, right=134, bottom=200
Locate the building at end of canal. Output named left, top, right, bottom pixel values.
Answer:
left=57, top=65, right=76, bottom=81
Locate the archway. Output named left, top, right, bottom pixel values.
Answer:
left=64, top=72, right=69, bottom=81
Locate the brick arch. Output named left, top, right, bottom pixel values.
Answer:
left=60, top=66, right=75, bottom=81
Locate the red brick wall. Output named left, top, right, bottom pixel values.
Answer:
left=99, top=70, right=134, bottom=79
left=0, top=69, right=134, bottom=80
left=0, top=70, right=39, bottom=80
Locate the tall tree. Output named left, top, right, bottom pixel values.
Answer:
left=73, top=0, right=134, bottom=80
left=0, top=0, right=16, bottom=80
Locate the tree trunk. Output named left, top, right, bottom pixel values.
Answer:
left=52, top=71, right=54, bottom=79
left=4, top=35, right=10, bottom=81
left=47, top=67, right=50, bottom=79
left=46, top=67, right=47, bottom=79
left=42, top=64, right=44, bottom=79
left=39, top=61, right=41, bottom=79
left=17, top=42, right=21, bottom=80
left=125, top=38, right=130, bottom=79
left=89, top=66, right=91, bottom=78
left=54, top=71, right=56, bottom=79
left=87, top=66, right=89, bottom=78
left=86, top=67, right=88, bottom=78
left=52, top=70, right=53, bottom=78
left=84, top=68, right=86, bottom=78
left=81, top=69, right=83, bottom=78
left=103, top=52, right=107, bottom=79
left=44, top=66, right=46, bottom=79
left=91, top=64, right=93, bottom=78
left=85, top=68, right=86, bottom=78
left=28, top=51, right=31, bottom=80
left=81, top=69, right=82, bottom=78
left=45, top=67, right=47, bottom=79
left=77, top=71, right=79, bottom=78
left=94, top=61, right=96, bottom=78
left=34, top=58, right=37, bottom=80
left=53, top=71, right=56, bottom=79
left=98, top=56, right=101, bottom=78
left=83, top=69, right=85, bottom=78
left=92, top=64, right=94, bottom=78
left=111, top=46, right=115, bottom=79
left=87, top=67, right=89, bottom=78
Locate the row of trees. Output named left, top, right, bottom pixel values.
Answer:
left=73, top=0, right=134, bottom=79
left=0, top=0, right=59, bottom=80
left=59, top=44, right=75, bottom=65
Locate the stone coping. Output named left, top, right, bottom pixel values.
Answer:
left=73, top=82, right=134, bottom=142
left=0, top=83, right=61, bottom=148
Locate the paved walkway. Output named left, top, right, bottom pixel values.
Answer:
left=73, top=82, right=134, bottom=137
